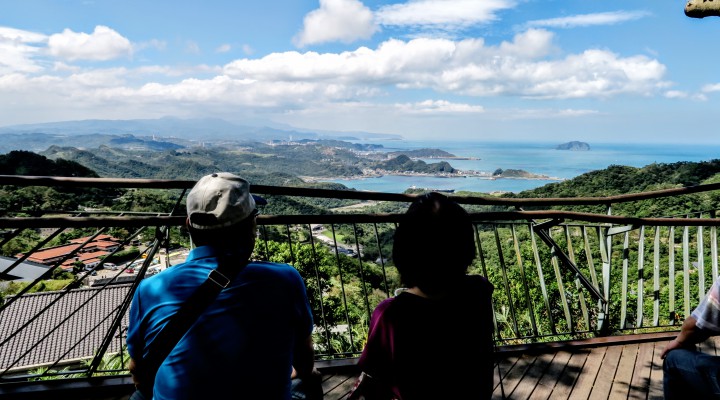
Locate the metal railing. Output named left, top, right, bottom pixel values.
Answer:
left=1, top=175, right=720, bottom=388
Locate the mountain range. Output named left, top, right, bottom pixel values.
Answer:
left=0, top=117, right=403, bottom=153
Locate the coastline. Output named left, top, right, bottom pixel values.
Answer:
left=300, top=170, right=565, bottom=183
left=307, top=140, right=720, bottom=194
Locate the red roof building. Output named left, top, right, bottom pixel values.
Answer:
left=17, top=235, right=123, bottom=269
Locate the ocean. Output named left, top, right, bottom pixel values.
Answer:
left=323, top=140, right=720, bottom=194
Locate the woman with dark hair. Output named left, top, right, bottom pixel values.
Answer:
left=350, top=192, right=495, bottom=400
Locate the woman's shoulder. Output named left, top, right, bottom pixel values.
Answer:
left=373, top=296, right=398, bottom=313
left=367, top=296, right=401, bottom=327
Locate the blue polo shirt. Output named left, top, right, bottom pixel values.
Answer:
left=126, top=246, right=313, bottom=400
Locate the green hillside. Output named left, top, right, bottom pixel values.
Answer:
left=5, top=144, right=720, bottom=219
left=0, top=151, right=121, bottom=214
left=502, top=160, right=720, bottom=217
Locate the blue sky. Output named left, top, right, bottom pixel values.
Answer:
left=1, top=0, right=719, bottom=143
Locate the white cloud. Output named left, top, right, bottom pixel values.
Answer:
left=0, top=25, right=670, bottom=130
left=556, top=108, right=598, bottom=117
left=267, top=101, right=601, bottom=139
left=497, top=28, right=556, bottom=59
left=702, top=83, right=720, bottom=92
left=0, top=27, right=47, bottom=74
left=47, top=25, right=132, bottom=61
left=185, top=40, right=201, bottom=54
left=226, top=30, right=666, bottom=100
left=0, top=26, right=47, bottom=42
left=664, top=90, right=687, bottom=99
left=526, top=10, right=650, bottom=29
left=665, top=89, right=708, bottom=101
left=293, top=0, right=378, bottom=47
left=67, top=68, right=130, bottom=88
left=497, top=108, right=599, bottom=119
left=135, top=39, right=166, bottom=52
left=242, top=44, right=254, bottom=55
left=292, top=0, right=519, bottom=47
left=52, top=62, right=81, bottom=72
left=396, top=99, right=485, bottom=114
left=134, top=64, right=221, bottom=77
left=216, top=44, right=231, bottom=53
left=376, top=0, right=516, bottom=28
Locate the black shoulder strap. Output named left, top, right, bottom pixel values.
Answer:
left=136, top=254, right=248, bottom=395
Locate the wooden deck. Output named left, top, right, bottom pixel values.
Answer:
left=319, top=333, right=720, bottom=400
left=13, top=331, right=711, bottom=399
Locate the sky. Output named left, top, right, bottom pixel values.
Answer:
left=1, top=0, right=719, bottom=144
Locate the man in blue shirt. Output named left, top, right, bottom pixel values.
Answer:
left=126, top=172, right=316, bottom=399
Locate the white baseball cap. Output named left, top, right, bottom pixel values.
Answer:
left=186, top=172, right=266, bottom=230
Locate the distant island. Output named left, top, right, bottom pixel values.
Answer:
left=556, top=141, right=590, bottom=151
left=492, top=168, right=553, bottom=180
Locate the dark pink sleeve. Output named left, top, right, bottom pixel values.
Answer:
left=357, top=298, right=396, bottom=379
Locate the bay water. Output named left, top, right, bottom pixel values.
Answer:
left=323, top=140, right=720, bottom=194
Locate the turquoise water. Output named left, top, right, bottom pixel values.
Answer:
left=323, top=141, right=720, bottom=194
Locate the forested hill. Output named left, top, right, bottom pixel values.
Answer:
left=493, top=160, right=720, bottom=218
left=0, top=150, right=98, bottom=178
left=377, top=155, right=456, bottom=173
left=5, top=148, right=720, bottom=198
left=513, top=161, right=720, bottom=199
left=35, top=140, right=462, bottom=184
left=386, top=148, right=457, bottom=158
left=0, top=151, right=120, bottom=213
left=0, top=150, right=353, bottom=215
left=4, top=149, right=720, bottom=219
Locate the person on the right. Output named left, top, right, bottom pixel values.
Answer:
left=662, top=278, right=720, bottom=399
left=350, top=192, right=495, bottom=400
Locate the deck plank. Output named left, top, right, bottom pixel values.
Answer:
left=568, top=345, right=606, bottom=400
left=321, top=371, right=358, bottom=400
left=320, top=335, right=705, bottom=400
left=510, top=352, right=555, bottom=399
left=531, top=350, right=572, bottom=400
left=628, top=341, right=655, bottom=400
left=648, top=341, right=666, bottom=400
left=494, top=353, right=534, bottom=398
left=609, top=343, right=639, bottom=400
left=548, top=349, right=590, bottom=400
left=589, top=345, right=622, bottom=400
left=494, top=355, right=519, bottom=394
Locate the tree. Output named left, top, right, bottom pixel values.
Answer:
left=1, top=228, right=41, bottom=257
